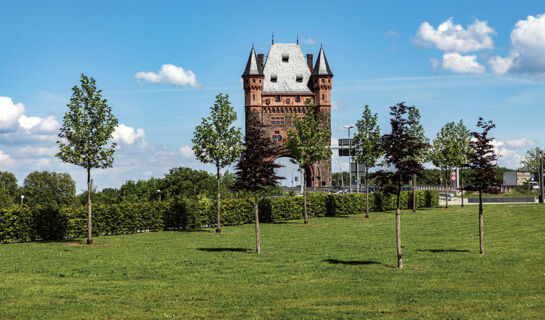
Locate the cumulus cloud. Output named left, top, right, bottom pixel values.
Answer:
left=17, top=146, right=57, bottom=157
left=18, top=115, right=59, bottom=133
left=135, top=64, right=200, bottom=87
left=300, top=38, right=317, bottom=45
left=489, top=14, right=545, bottom=76
left=0, top=97, right=26, bottom=131
left=504, top=137, right=536, bottom=149
left=179, top=145, right=194, bottom=158
left=442, top=53, right=486, bottom=74
left=491, top=137, right=538, bottom=168
left=415, top=18, right=495, bottom=53
left=112, top=124, right=146, bottom=145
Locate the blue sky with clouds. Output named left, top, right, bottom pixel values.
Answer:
left=1, top=0, right=545, bottom=191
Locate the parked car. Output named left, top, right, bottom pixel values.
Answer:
left=400, top=186, right=413, bottom=191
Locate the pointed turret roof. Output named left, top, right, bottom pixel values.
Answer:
left=242, top=47, right=264, bottom=77
left=312, top=47, right=333, bottom=76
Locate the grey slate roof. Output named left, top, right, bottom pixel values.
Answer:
left=262, top=43, right=312, bottom=94
left=312, top=47, right=333, bottom=76
left=242, top=47, right=263, bottom=76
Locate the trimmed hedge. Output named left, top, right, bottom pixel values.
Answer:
left=0, top=190, right=439, bottom=243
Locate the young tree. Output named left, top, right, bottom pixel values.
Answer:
left=57, top=73, right=118, bottom=245
left=430, top=121, right=471, bottom=208
left=407, top=107, right=429, bottom=212
left=0, top=171, right=18, bottom=209
left=381, top=102, right=428, bottom=268
left=192, top=93, right=243, bottom=233
left=467, top=118, right=500, bottom=255
left=285, top=101, right=332, bottom=224
left=352, top=105, right=383, bottom=218
left=234, top=117, right=283, bottom=253
left=520, top=147, right=544, bottom=188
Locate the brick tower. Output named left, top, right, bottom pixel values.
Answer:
left=242, top=42, right=333, bottom=187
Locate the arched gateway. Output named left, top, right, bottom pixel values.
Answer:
left=242, top=41, right=333, bottom=187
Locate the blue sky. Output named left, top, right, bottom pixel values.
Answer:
left=1, top=0, right=545, bottom=191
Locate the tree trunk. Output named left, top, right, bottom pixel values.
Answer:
left=365, top=168, right=369, bottom=219
left=479, top=190, right=484, bottom=255
left=254, top=194, right=260, bottom=254
left=87, top=167, right=92, bottom=245
left=460, top=170, right=464, bottom=207
left=412, top=174, right=416, bottom=213
left=396, top=184, right=402, bottom=268
left=216, top=166, right=221, bottom=233
left=303, top=175, right=308, bottom=224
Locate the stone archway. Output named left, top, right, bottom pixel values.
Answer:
left=270, top=151, right=319, bottom=188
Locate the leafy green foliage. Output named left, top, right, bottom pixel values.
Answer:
left=0, top=171, right=18, bottom=209
left=520, top=147, right=544, bottom=177
left=22, top=171, right=76, bottom=209
left=56, top=74, right=118, bottom=170
left=352, top=105, right=382, bottom=170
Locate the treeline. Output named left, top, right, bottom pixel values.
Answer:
left=0, top=167, right=283, bottom=210
left=0, top=190, right=438, bottom=243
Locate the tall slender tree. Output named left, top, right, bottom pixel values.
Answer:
left=453, top=121, right=471, bottom=207
left=466, top=118, right=500, bottom=255
left=192, top=93, right=243, bottom=233
left=234, top=117, right=283, bottom=253
left=285, top=101, right=332, bottom=224
left=407, top=107, right=429, bottom=212
left=352, top=105, right=383, bottom=218
left=57, top=74, right=118, bottom=245
left=381, top=102, right=428, bottom=268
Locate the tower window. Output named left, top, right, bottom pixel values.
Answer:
left=274, top=131, right=280, bottom=134
left=321, top=79, right=325, bottom=83
left=296, top=95, right=301, bottom=102
left=272, top=136, right=277, bottom=141
left=271, top=74, right=278, bottom=83
left=252, top=94, right=255, bottom=101
left=275, top=95, right=280, bottom=102
left=322, top=94, right=325, bottom=100
left=282, top=54, right=289, bottom=62
left=296, top=74, right=303, bottom=82
left=252, top=79, right=255, bottom=83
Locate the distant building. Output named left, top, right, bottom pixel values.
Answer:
left=503, top=171, right=531, bottom=186
left=242, top=41, right=333, bottom=187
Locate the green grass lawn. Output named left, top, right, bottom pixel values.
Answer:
left=1, top=205, right=544, bottom=319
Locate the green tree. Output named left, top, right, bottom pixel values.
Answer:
left=430, top=121, right=470, bottom=208
left=352, top=105, right=382, bottom=218
left=407, top=106, right=430, bottom=212
left=0, top=171, right=18, bottom=208
left=234, top=117, right=283, bottom=253
left=23, top=171, right=76, bottom=208
left=520, top=147, right=544, bottom=189
left=162, top=167, right=216, bottom=200
left=56, top=73, right=118, bottom=244
left=192, top=93, right=243, bottom=233
left=285, top=101, right=332, bottom=224
left=452, top=120, right=471, bottom=206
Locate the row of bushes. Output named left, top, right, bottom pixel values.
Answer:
left=0, top=190, right=438, bottom=243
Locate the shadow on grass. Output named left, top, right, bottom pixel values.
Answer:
left=417, top=249, right=470, bottom=253
left=324, top=259, right=383, bottom=266
left=197, top=247, right=249, bottom=253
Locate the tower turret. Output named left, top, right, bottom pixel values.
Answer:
left=311, top=46, right=333, bottom=107
left=242, top=46, right=264, bottom=109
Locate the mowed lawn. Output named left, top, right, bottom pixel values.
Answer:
left=1, top=205, right=544, bottom=319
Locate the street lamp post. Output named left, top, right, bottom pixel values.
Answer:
left=20, top=195, right=24, bottom=206
left=157, top=189, right=161, bottom=202
left=343, top=125, right=354, bottom=193
left=336, top=161, right=343, bottom=188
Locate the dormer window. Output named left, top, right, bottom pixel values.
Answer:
left=296, top=74, right=303, bottom=83
left=282, top=54, right=289, bottom=62
left=296, top=95, right=301, bottom=102
left=271, top=74, right=277, bottom=83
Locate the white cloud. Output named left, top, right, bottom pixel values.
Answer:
left=18, top=115, right=59, bottom=133
left=0, top=97, right=26, bottom=131
left=489, top=14, right=545, bottom=76
left=0, top=150, right=15, bottom=167
left=112, top=124, right=146, bottom=145
left=135, top=64, right=200, bottom=87
left=504, top=137, right=536, bottom=149
left=430, top=58, right=440, bottom=73
left=179, top=145, right=194, bottom=158
left=300, top=38, right=317, bottom=45
left=18, top=146, right=57, bottom=157
left=415, top=18, right=495, bottom=53
left=442, top=53, right=486, bottom=74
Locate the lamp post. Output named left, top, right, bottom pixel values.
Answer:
left=336, top=161, right=343, bottom=188
left=343, top=125, right=354, bottom=193
left=157, top=189, right=161, bottom=202
left=20, top=195, right=24, bottom=206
